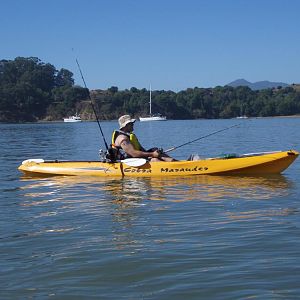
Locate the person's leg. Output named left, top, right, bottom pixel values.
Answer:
left=150, top=155, right=177, bottom=162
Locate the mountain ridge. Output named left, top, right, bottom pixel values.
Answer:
left=226, top=79, right=289, bottom=90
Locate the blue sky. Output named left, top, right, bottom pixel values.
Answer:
left=1, top=0, right=300, bottom=91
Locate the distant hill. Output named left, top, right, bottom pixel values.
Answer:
left=226, top=79, right=289, bottom=90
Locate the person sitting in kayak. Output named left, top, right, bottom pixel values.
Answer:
left=111, top=114, right=175, bottom=162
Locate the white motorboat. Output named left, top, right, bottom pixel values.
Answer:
left=63, top=114, right=82, bottom=122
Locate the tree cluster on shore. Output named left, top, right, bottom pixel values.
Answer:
left=0, top=57, right=88, bottom=122
left=1, top=57, right=300, bottom=123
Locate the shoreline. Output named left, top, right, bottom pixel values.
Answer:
left=2, top=114, right=300, bottom=124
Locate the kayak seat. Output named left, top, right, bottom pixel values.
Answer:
left=187, top=154, right=201, bottom=161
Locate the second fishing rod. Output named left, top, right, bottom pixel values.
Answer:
left=163, top=123, right=241, bottom=154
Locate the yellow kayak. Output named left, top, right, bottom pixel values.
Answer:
left=18, top=150, right=298, bottom=177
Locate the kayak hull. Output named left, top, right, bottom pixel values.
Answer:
left=18, top=150, right=299, bottom=177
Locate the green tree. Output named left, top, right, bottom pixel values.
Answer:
left=55, top=68, right=74, bottom=87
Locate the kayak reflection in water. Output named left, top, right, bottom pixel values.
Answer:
left=111, top=115, right=176, bottom=162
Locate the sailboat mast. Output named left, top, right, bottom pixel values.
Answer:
left=149, top=84, right=152, bottom=116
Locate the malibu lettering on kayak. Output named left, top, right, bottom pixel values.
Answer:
left=160, top=166, right=208, bottom=173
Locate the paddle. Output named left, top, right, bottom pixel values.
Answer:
left=121, top=158, right=147, bottom=167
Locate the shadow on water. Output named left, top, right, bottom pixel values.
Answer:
left=19, top=173, right=293, bottom=203
left=7, top=172, right=298, bottom=299
left=16, top=173, right=298, bottom=255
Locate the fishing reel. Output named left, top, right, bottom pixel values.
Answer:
left=155, top=148, right=164, bottom=158
left=98, top=149, right=106, bottom=162
left=99, top=147, right=118, bottom=162
left=157, top=148, right=164, bottom=155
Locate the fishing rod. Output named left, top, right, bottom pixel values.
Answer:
left=164, top=123, right=240, bottom=153
left=75, top=58, right=109, bottom=151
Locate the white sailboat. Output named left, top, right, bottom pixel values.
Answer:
left=139, top=85, right=167, bottom=121
left=236, top=104, right=248, bottom=119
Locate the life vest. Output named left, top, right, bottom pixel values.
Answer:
left=111, top=130, right=144, bottom=158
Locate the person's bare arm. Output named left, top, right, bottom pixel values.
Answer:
left=120, top=139, right=160, bottom=159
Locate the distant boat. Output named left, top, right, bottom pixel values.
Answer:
left=139, top=113, right=167, bottom=122
left=63, top=114, right=82, bottom=122
left=139, top=85, right=167, bottom=122
left=236, top=104, right=248, bottom=119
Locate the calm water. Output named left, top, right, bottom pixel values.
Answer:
left=1, top=118, right=300, bottom=299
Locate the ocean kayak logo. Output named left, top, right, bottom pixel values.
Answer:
left=160, top=166, right=208, bottom=173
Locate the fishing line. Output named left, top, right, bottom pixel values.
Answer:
left=74, top=53, right=109, bottom=151
left=164, top=123, right=241, bottom=153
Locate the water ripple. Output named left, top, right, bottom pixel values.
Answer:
left=2, top=120, right=300, bottom=298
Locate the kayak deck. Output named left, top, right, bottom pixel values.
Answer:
left=18, top=150, right=299, bottom=177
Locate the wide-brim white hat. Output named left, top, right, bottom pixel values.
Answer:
left=118, top=115, right=136, bottom=129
